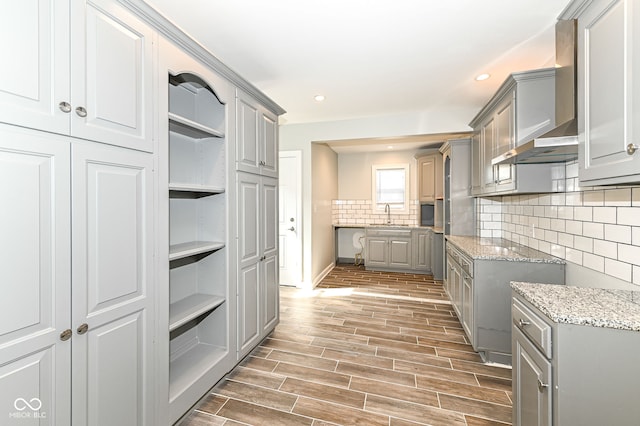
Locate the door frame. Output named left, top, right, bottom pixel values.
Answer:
left=278, top=150, right=302, bottom=286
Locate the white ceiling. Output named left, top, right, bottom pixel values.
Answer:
left=144, top=0, right=568, bottom=129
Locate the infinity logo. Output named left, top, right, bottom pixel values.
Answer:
left=14, top=398, right=42, bottom=411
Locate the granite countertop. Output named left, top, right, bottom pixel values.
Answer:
left=512, top=282, right=640, bottom=332
left=446, top=235, right=565, bottom=264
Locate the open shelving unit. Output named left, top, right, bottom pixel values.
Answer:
left=166, top=72, right=229, bottom=409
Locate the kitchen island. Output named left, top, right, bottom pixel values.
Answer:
left=511, top=282, right=640, bottom=425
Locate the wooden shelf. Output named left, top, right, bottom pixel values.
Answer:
left=169, top=294, right=225, bottom=332
left=169, top=342, right=227, bottom=402
left=169, top=183, right=225, bottom=195
left=169, top=112, right=224, bottom=139
left=169, top=241, right=224, bottom=261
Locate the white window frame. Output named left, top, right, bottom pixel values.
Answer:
left=371, top=163, right=410, bottom=214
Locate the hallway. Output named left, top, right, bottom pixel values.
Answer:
left=180, top=264, right=512, bottom=425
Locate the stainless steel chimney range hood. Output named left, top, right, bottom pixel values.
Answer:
left=492, top=19, right=578, bottom=166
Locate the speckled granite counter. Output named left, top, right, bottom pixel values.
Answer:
left=512, top=281, right=640, bottom=331
left=446, top=235, right=564, bottom=263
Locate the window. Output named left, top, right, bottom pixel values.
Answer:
left=372, top=164, right=410, bottom=213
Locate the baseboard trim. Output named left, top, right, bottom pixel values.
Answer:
left=312, top=261, right=335, bottom=289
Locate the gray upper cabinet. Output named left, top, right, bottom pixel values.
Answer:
left=236, top=90, right=279, bottom=178
left=470, top=69, right=560, bottom=196
left=562, top=0, right=640, bottom=185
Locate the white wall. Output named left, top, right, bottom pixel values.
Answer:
left=311, top=143, right=338, bottom=287
left=338, top=150, right=421, bottom=200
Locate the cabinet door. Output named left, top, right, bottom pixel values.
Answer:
left=70, top=0, right=155, bottom=151
left=261, top=177, right=279, bottom=332
left=578, top=0, right=640, bottom=184
left=494, top=94, right=515, bottom=192
left=0, top=0, right=70, bottom=134
left=512, top=327, right=552, bottom=426
left=366, top=238, right=388, bottom=267
left=260, top=111, right=278, bottom=178
left=237, top=262, right=260, bottom=357
left=471, top=131, right=483, bottom=195
left=461, top=273, right=474, bottom=346
left=481, top=118, right=496, bottom=193
left=236, top=172, right=261, bottom=357
left=418, top=155, right=436, bottom=202
left=236, top=93, right=260, bottom=175
left=0, top=126, right=71, bottom=425
left=413, top=231, right=432, bottom=271
left=71, top=142, right=154, bottom=426
left=389, top=238, right=412, bottom=268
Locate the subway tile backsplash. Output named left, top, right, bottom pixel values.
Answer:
left=332, top=199, right=419, bottom=226
left=476, top=161, right=640, bottom=287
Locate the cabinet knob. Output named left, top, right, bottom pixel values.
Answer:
left=59, top=101, right=72, bottom=113
left=60, top=329, right=72, bottom=341
left=518, top=318, right=531, bottom=328
left=77, top=323, right=89, bottom=335
left=75, top=106, right=88, bottom=118
left=627, top=143, right=638, bottom=155
left=537, top=378, right=549, bottom=392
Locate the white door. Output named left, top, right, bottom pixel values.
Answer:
left=71, top=142, right=154, bottom=426
left=0, top=125, right=71, bottom=425
left=278, top=151, right=302, bottom=286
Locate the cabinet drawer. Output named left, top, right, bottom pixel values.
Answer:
left=512, top=298, right=552, bottom=359
left=459, top=255, right=473, bottom=277
left=366, top=228, right=411, bottom=238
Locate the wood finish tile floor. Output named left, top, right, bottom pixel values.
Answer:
left=180, top=264, right=512, bottom=426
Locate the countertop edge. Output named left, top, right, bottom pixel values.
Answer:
left=511, top=281, right=640, bottom=332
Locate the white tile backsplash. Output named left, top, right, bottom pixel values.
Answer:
left=477, top=162, right=640, bottom=287
left=332, top=199, right=419, bottom=226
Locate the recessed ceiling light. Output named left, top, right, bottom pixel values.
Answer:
left=314, top=94, right=325, bottom=102
left=387, top=145, right=394, bottom=149
left=475, top=73, right=491, bottom=81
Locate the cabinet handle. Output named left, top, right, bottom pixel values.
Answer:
left=60, top=329, right=72, bottom=341
left=59, top=101, right=72, bottom=113
left=77, top=323, right=89, bottom=335
left=537, top=378, right=549, bottom=392
left=75, top=106, right=87, bottom=117
left=518, top=318, right=531, bottom=328
left=627, top=144, right=638, bottom=155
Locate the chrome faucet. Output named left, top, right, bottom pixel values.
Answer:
left=384, top=203, right=391, bottom=224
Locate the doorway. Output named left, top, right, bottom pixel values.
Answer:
left=278, top=151, right=302, bottom=286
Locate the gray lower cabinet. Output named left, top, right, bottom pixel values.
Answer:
left=512, top=292, right=640, bottom=426
left=365, top=228, right=437, bottom=273
left=445, top=242, right=564, bottom=364
left=365, top=229, right=412, bottom=271
left=412, top=229, right=432, bottom=272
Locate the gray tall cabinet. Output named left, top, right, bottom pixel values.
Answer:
left=0, top=1, right=284, bottom=425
